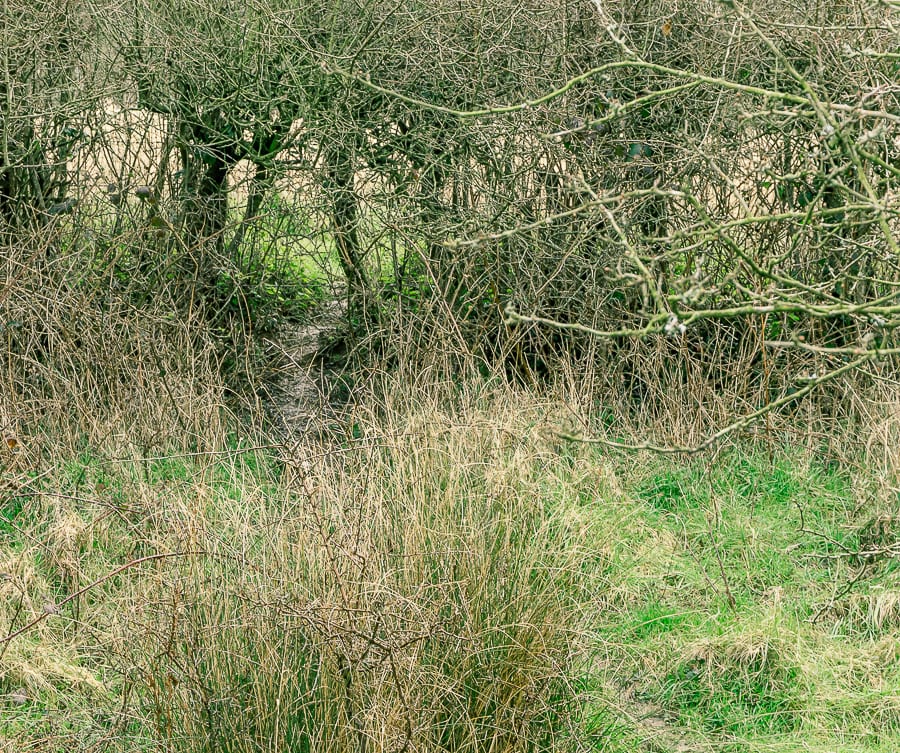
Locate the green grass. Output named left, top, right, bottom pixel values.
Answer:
left=579, top=444, right=900, bottom=752
left=3, top=400, right=900, bottom=752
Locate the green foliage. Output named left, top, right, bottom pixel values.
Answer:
left=660, top=636, right=801, bottom=734
left=0, top=493, right=25, bottom=542
left=579, top=443, right=900, bottom=751
left=626, top=600, right=698, bottom=640
left=637, top=467, right=706, bottom=514
left=212, top=260, right=325, bottom=333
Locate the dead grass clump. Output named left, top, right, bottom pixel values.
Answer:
left=832, top=591, right=900, bottom=637
left=84, top=399, right=602, bottom=752
left=0, top=234, right=233, bottom=458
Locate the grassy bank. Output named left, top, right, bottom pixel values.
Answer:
left=2, top=390, right=899, bottom=752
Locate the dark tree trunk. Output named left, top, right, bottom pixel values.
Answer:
left=325, top=144, right=369, bottom=320
left=179, top=138, right=231, bottom=252
left=0, top=127, right=55, bottom=237
left=226, top=162, right=270, bottom=265
left=175, top=120, right=240, bottom=294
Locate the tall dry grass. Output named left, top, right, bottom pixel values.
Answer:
left=0, top=227, right=241, bottom=463
left=2, top=378, right=606, bottom=752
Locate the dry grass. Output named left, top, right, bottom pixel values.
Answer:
left=1, top=382, right=606, bottom=752
left=2, top=225, right=900, bottom=753
left=5, top=364, right=900, bottom=752
left=0, top=232, right=231, bottom=458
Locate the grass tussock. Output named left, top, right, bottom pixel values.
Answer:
left=0, top=238, right=232, bottom=458
left=1, top=393, right=603, bottom=752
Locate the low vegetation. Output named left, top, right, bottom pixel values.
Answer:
left=2, top=383, right=900, bottom=751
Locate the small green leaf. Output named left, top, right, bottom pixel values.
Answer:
left=627, top=142, right=653, bottom=160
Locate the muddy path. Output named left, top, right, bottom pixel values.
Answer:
left=262, top=296, right=349, bottom=439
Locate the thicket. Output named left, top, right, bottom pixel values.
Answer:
left=1, top=0, right=897, bottom=443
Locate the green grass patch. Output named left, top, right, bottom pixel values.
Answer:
left=582, top=443, right=900, bottom=751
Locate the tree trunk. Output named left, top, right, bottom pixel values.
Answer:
left=325, top=144, right=369, bottom=320
left=175, top=121, right=238, bottom=295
